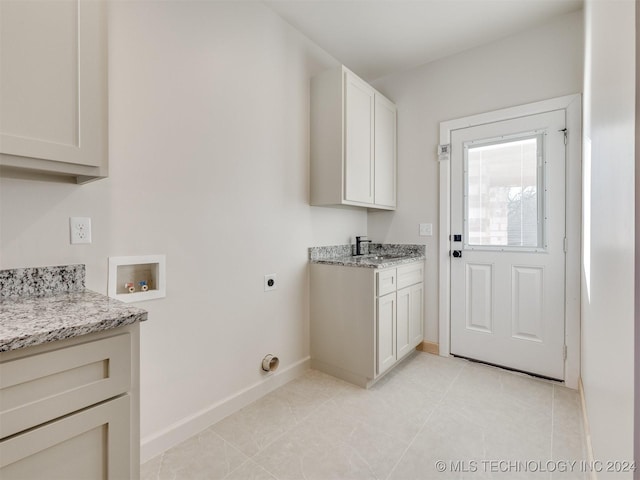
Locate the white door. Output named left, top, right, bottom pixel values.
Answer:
left=450, top=110, right=566, bottom=380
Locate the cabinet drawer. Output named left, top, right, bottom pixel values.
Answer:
left=377, top=268, right=397, bottom=296
left=0, top=333, right=131, bottom=439
left=397, top=262, right=424, bottom=289
left=0, top=395, right=131, bottom=480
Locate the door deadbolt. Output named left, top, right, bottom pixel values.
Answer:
left=452, top=250, right=462, bottom=258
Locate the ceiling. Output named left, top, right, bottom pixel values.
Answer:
left=264, top=0, right=583, bottom=81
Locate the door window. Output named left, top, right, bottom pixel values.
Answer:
left=464, top=133, right=545, bottom=251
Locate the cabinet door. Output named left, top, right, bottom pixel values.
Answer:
left=397, top=284, right=424, bottom=360
left=0, top=395, right=131, bottom=480
left=343, top=71, right=374, bottom=204
left=377, top=293, right=396, bottom=375
left=0, top=0, right=107, bottom=169
left=408, top=283, right=424, bottom=347
left=374, top=94, right=397, bottom=208
left=396, top=287, right=412, bottom=359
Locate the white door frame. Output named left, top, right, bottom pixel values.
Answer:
left=438, top=94, right=582, bottom=388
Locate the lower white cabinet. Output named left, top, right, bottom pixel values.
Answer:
left=378, top=267, right=424, bottom=375
left=310, top=260, right=424, bottom=388
left=0, top=324, right=140, bottom=479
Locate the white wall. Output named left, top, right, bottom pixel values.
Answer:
left=370, top=11, right=584, bottom=344
left=0, top=1, right=366, bottom=459
left=582, top=0, right=635, bottom=474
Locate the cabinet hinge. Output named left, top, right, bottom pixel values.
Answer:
left=564, top=237, right=568, bottom=253
left=559, top=128, right=568, bottom=145
left=438, top=144, right=450, bottom=162
left=563, top=345, right=568, bottom=360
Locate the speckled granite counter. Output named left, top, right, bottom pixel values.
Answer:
left=0, top=265, right=148, bottom=352
left=309, top=243, right=425, bottom=269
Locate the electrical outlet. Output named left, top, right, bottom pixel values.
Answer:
left=419, top=223, right=432, bottom=236
left=264, top=274, right=277, bottom=292
left=69, top=217, right=92, bottom=244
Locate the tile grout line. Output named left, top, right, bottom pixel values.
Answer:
left=297, top=456, right=310, bottom=480
left=225, top=383, right=341, bottom=479
left=320, top=403, right=386, bottom=479
left=222, top=457, right=281, bottom=480
left=248, top=362, right=438, bottom=480
left=144, top=360, right=581, bottom=480
left=153, top=451, right=166, bottom=480
left=205, top=393, right=292, bottom=480
left=383, top=361, right=467, bottom=480
left=157, top=453, right=164, bottom=479
left=250, top=388, right=338, bottom=455
left=220, top=441, right=253, bottom=480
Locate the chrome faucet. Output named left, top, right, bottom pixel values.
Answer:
left=355, top=236, right=372, bottom=256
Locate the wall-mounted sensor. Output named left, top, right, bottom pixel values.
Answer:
left=264, top=274, right=277, bottom=292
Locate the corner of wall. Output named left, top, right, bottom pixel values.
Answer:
left=578, top=377, right=596, bottom=477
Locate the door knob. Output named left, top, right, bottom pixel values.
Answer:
left=452, top=250, right=462, bottom=258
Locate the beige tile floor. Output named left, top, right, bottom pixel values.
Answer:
left=141, top=352, right=586, bottom=480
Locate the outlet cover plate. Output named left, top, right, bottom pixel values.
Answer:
left=419, top=223, right=432, bottom=237
left=70, top=217, right=92, bottom=244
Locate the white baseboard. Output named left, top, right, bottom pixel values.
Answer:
left=578, top=377, right=597, bottom=480
left=140, top=356, right=311, bottom=463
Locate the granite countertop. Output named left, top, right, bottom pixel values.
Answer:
left=0, top=265, right=148, bottom=352
left=309, top=243, right=426, bottom=269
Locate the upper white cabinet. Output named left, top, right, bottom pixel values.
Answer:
left=0, top=0, right=108, bottom=183
left=311, top=66, right=397, bottom=210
